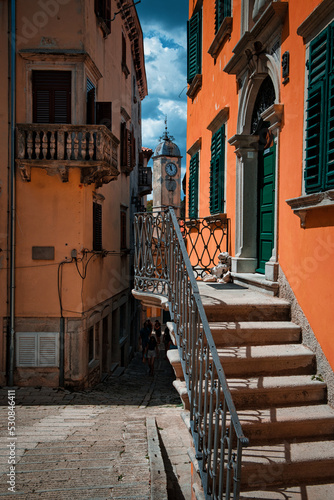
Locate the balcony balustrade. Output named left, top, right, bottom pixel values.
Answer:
left=16, top=124, right=120, bottom=185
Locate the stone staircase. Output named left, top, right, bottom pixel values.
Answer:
left=168, top=282, right=334, bottom=497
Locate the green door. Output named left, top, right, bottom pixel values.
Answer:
left=257, top=143, right=276, bottom=274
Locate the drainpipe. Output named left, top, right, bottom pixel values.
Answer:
left=8, top=0, right=16, bottom=387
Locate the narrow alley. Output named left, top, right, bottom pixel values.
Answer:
left=0, top=348, right=192, bottom=499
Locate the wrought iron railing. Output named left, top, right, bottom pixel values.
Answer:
left=134, top=208, right=248, bottom=499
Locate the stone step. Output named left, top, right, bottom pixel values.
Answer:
left=239, top=483, right=334, bottom=499
left=237, top=404, right=334, bottom=445
left=172, top=375, right=327, bottom=413
left=240, top=439, right=334, bottom=491
left=197, top=282, right=291, bottom=323
left=204, top=301, right=291, bottom=322
left=227, top=375, right=327, bottom=409
left=209, top=321, right=301, bottom=346
left=218, top=344, right=315, bottom=377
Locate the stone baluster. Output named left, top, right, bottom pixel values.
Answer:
left=66, top=132, right=72, bottom=160
left=16, top=128, right=25, bottom=159
left=42, top=130, right=48, bottom=159
left=35, top=131, right=41, bottom=159
left=27, top=130, right=33, bottom=159
left=96, top=130, right=103, bottom=160
left=50, top=131, right=56, bottom=159
left=58, top=130, right=65, bottom=160
left=81, top=132, right=87, bottom=160
left=73, top=131, right=79, bottom=160
left=88, top=131, right=94, bottom=160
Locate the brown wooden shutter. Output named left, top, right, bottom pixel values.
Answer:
left=93, top=202, right=102, bottom=251
left=105, top=0, right=111, bottom=31
left=121, top=122, right=127, bottom=167
left=32, top=70, right=71, bottom=124
left=96, top=102, right=112, bottom=130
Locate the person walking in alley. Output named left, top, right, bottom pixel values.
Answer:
left=139, top=320, right=150, bottom=363
left=145, top=330, right=158, bottom=376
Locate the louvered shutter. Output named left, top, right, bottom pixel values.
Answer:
left=215, top=0, right=231, bottom=34
left=120, top=122, right=127, bottom=167
left=17, top=334, right=37, bottom=366
left=96, top=101, right=112, bottom=129
left=188, top=152, right=199, bottom=219
left=210, top=125, right=225, bottom=214
left=305, top=23, right=334, bottom=193
left=93, top=202, right=103, bottom=251
left=326, top=73, right=334, bottom=188
left=39, top=334, right=58, bottom=366
left=16, top=332, right=59, bottom=367
left=187, top=10, right=202, bottom=84
left=105, top=0, right=111, bottom=31
left=32, top=71, right=71, bottom=124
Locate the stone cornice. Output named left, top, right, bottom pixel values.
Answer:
left=207, top=108, right=230, bottom=133
left=228, top=134, right=259, bottom=159
left=297, top=0, right=334, bottom=44
left=224, top=1, right=288, bottom=77
left=116, top=0, right=147, bottom=100
left=286, top=189, right=334, bottom=228
left=261, top=104, right=284, bottom=132
left=208, top=17, right=233, bottom=60
left=187, top=138, right=202, bottom=157
left=19, top=49, right=103, bottom=81
left=187, top=74, right=202, bottom=100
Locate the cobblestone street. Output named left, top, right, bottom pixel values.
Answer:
left=0, top=348, right=192, bottom=499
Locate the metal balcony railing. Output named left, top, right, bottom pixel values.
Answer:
left=16, top=123, right=120, bottom=185
left=134, top=208, right=248, bottom=499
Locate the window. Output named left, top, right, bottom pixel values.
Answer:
left=187, top=9, right=202, bottom=84
left=305, top=21, right=334, bottom=194
left=122, top=32, right=130, bottom=77
left=32, top=70, right=71, bottom=124
left=210, top=125, right=226, bottom=214
left=87, top=79, right=96, bottom=124
left=94, top=0, right=111, bottom=32
left=16, top=332, right=59, bottom=367
left=215, top=0, right=231, bottom=34
left=93, top=202, right=102, bottom=251
left=120, top=123, right=135, bottom=172
left=188, top=152, right=199, bottom=218
left=120, top=208, right=127, bottom=250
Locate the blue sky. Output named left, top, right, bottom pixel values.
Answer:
left=136, top=0, right=188, bottom=180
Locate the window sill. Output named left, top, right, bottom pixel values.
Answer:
left=187, top=74, right=202, bottom=100
left=122, top=62, right=130, bottom=79
left=97, top=17, right=111, bottom=38
left=286, top=189, right=334, bottom=227
left=208, top=17, right=233, bottom=59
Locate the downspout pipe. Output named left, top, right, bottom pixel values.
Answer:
left=8, top=0, right=16, bottom=387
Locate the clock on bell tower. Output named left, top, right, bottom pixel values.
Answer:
left=152, top=119, right=182, bottom=216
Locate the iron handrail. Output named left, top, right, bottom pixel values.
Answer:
left=134, top=208, right=249, bottom=499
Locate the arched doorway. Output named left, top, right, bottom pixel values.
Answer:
left=251, top=77, right=276, bottom=273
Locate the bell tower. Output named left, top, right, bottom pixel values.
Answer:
left=152, top=118, right=182, bottom=216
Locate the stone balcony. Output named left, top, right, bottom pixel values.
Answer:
left=16, top=123, right=120, bottom=185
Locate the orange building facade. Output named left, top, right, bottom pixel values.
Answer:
left=0, top=0, right=150, bottom=388
left=186, top=1, right=334, bottom=383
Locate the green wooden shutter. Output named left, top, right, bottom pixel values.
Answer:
left=215, top=0, right=231, bottom=34
left=305, top=81, right=325, bottom=192
left=187, top=10, right=202, bottom=84
left=305, top=23, right=334, bottom=193
left=210, top=125, right=225, bottom=214
left=326, top=72, right=334, bottom=189
left=188, top=152, right=199, bottom=219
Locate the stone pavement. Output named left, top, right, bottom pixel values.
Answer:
left=0, top=347, right=193, bottom=499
